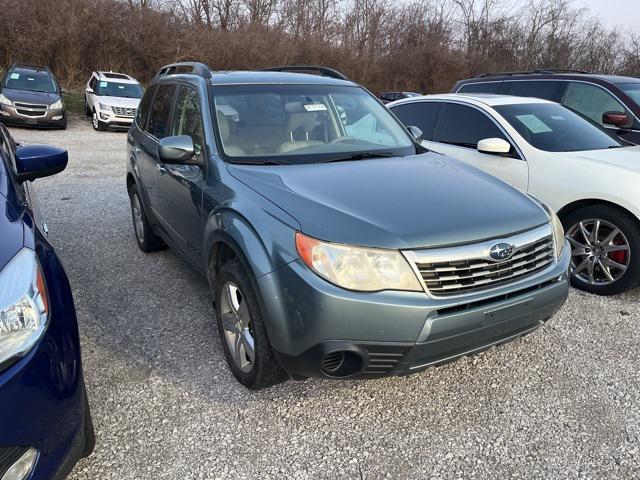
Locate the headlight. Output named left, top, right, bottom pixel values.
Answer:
left=99, top=103, right=112, bottom=112
left=295, top=232, right=422, bottom=292
left=550, top=209, right=565, bottom=259
left=0, top=249, right=49, bottom=367
left=50, top=99, right=63, bottom=109
left=0, top=93, right=12, bottom=106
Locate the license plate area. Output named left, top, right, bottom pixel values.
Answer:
left=483, top=297, right=534, bottom=326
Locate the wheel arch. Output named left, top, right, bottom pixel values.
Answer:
left=557, top=198, right=640, bottom=229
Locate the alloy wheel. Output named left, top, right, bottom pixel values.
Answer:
left=566, top=218, right=630, bottom=286
left=220, top=282, right=255, bottom=373
left=131, top=193, right=145, bottom=242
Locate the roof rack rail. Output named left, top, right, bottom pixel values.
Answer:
left=261, top=65, right=349, bottom=81
left=156, top=62, right=212, bottom=79
left=478, top=68, right=589, bottom=78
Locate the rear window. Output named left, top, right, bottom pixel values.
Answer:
left=457, top=82, right=502, bottom=94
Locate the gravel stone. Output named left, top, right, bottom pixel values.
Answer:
left=7, top=117, right=640, bottom=479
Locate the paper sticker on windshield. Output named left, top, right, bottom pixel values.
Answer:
left=118, top=85, right=125, bottom=89
left=304, top=103, right=327, bottom=112
left=515, top=114, right=552, bottom=134
left=10, top=73, right=19, bottom=80
left=99, top=81, right=108, bottom=88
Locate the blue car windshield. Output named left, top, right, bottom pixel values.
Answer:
left=95, top=81, right=143, bottom=99
left=495, top=103, right=623, bottom=152
left=4, top=70, right=57, bottom=94
left=212, top=84, right=416, bottom=164
left=619, top=83, right=640, bottom=106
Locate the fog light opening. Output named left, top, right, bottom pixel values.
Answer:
left=2, top=447, right=38, bottom=480
left=320, top=350, right=364, bottom=378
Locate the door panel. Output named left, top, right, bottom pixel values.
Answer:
left=430, top=103, right=528, bottom=191
left=154, top=84, right=207, bottom=263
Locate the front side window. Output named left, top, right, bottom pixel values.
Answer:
left=212, top=84, right=415, bottom=164
left=437, top=103, right=507, bottom=148
left=4, top=70, right=57, bottom=94
left=171, top=86, right=203, bottom=155
left=147, top=84, right=176, bottom=139
left=504, top=80, right=564, bottom=102
left=94, top=81, right=143, bottom=99
left=390, top=102, right=441, bottom=141
left=563, top=82, right=630, bottom=127
left=495, top=103, right=622, bottom=152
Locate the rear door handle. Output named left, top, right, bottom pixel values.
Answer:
left=156, top=164, right=167, bottom=175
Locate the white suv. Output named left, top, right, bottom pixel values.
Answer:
left=389, top=93, right=640, bottom=296
left=84, top=71, right=143, bottom=131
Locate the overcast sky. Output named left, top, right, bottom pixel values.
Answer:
left=576, top=0, right=640, bottom=31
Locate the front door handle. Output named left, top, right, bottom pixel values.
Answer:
left=156, top=164, right=167, bottom=175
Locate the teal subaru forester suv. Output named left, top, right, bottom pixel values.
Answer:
left=126, top=62, right=570, bottom=389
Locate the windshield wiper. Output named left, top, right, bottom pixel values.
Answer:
left=321, top=151, right=396, bottom=163
left=230, top=159, right=289, bottom=166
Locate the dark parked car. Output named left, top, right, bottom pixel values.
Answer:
left=127, top=62, right=569, bottom=390
left=0, top=124, right=94, bottom=478
left=378, top=91, right=422, bottom=104
left=452, top=69, right=640, bottom=145
left=0, top=64, right=67, bottom=129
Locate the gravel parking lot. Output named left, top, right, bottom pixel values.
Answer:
left=7, top=117, right=640, bottom=479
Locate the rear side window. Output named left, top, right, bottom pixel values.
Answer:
left=437, top=103, right=507, bottom=148
left=503, top=80, right=564, bottom=102
left=136, top=84, right=156, bottom=131
left=457, top=82, right=502, bottom=94
left=390, top=102, right=441, bottom=141
left=147, top=84, right=176, bottom=139
left=563, top=82, right=631, bottom=127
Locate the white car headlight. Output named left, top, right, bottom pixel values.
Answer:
left=50, top=99, right=63, bottom=109
left=0, top=249, right=49, bottom=366
left=0, top=93, right=12, bottom=106
left=296, top=232, right=422, bottom=292
left=99, top=103, right=112, bottom=112
left=550, top=209, right=566, bottom=259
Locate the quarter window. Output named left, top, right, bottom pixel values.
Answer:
left=147, top=84, right=176, bottom=139
left=563, top=82, right=630, bottom=127
left=171, top=86, right=204, bottom=155
left=437, top=103, right=508, bottom=148
left=390, top=102, right=441, bottom=141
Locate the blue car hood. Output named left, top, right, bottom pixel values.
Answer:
left=0, top=177, right=24, bottom=270
left=228, top=152, right=548, bottom=249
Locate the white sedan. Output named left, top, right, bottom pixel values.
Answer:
left=389, top=93, right=640, bottom=295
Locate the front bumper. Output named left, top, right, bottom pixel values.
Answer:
left=0, top=245, right=92, bottom=479
left=0, top=105, right=65, bottom=128
left=259, top=242, right=571, bottom=379
left=96, top=108, right=134, bottom=128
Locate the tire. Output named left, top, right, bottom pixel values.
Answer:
left=84, top=98, right=92, bottom=117
left=214, top=259, right=287, bottom=390
left=92, top=110, right=105, bottom=131
left=128, top=184, right=165, bottom=252
left=59, top=115, right=67, bottom=130
left=81, top=388, right=96, bottom=458
left=562, top=204, right=640, bottom=295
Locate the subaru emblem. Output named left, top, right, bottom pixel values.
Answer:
left=489, top=243, right=514, bottom=261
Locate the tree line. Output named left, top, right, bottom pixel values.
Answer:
left=0, top=0, right=638, bottom=93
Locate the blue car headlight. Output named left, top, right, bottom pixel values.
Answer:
left=0, top=249, right=49, bottom=366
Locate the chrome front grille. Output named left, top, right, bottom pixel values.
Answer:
left=112, top=106, right=136, bottom=117
left=405, top=224, right=555, bottom=297
left=14, top=102, right=47, bottom=118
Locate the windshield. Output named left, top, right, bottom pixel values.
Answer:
left=619, top=83, right=640, bottom=106
left=4, top=70, right=57, bottom=94
left=212, top=84, right=416, bottom=164
left=495, top=103, right=623, bottom=152
left=95, top=81, right=143, bottom=98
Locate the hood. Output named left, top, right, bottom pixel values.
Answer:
left=0, top=184, right=25, bottom=270
left=228, top=152, right=549, bottom=249
left=558, top=146, right=640, bottom=173
left=2, top=88, right=60, bottom=106
left=95, top=95, right=141, bottom=108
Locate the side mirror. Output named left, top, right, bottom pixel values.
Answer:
left=15, top=145, right=68, bottom=182
left=60, top=88, right=68, bottom=95
left=477, top=138, right=511, bottom=155
left=85, top=87, right=93, bottom=94
left=602, top=111, right=630, bottom=128
left=158, top=135, right=195, bottom=164
left=407, top=125, right=423, bottom=141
